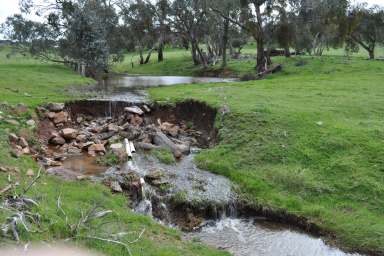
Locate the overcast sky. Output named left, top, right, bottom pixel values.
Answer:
left=1, top=0, right=384, bottom=24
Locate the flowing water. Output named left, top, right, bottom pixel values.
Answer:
left=187, top=218, right=360, bottom=256
left=66, top=75, right=362, bottom=256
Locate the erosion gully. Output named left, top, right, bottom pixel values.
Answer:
left=38, top=75, right=361, bottom=256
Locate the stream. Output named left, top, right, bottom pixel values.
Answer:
left=65, top=75, right=361, bottom=256
left=90, top=75, right=238, bottom=102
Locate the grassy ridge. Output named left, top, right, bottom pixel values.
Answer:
left=0, top=46, right=228, bottom=256
left=149, top=55, right=384, bottom=253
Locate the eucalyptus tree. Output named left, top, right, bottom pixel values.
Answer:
left=119, top=0, right=157, bottom=65
left=290, top=0, right=349, bottom=55
left=211, top=0, right=277, bottom=73
left=169, top=0, right=209, bottom=66
left=346, top=4, right=384, bottom=59
left=4, top=0, right=119, bottom=76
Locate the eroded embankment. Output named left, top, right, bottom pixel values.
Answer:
left=33, top=99, right=365, bottom=256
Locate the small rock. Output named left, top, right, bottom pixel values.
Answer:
left=47, top=167, right=78, bottom=180
left=76, top=175, right=88, bottom=181
left=76, top=116, right=84, bottom=123
left=76, top=134, right=87, bottom=143
left=8, top=133, right=19, bottom=143
left=61, top=128, right=78, bottom=140
left=12, top=103, right=28, bottom=115
left=142, top=105, right=151, bottom=113
left=50, top=135, right=66, bottom=145
left=130, top=115, right=143, bottom=126
left=22, top=147, right=30, bottom=154
left=88, top=144, right=106, bottom=156
left=10, top=147, right=23, bottom=158
left=46, top=112, right=56, bottom=119
left=124, top=106, right=144, bottom=115
left=52, top=111, right=68, bottom=124
left=81, top=141, right=94, bottom=149
left=110, top=181, right=123, bottom=193
left=47, top=159, right=63, bottom=167
left=19, top=137, right=29, bottom=148
left=47, top=103, right=65, bottom=112
left=108, top=123, right=119, bottom=133
left=97, top=131, right=116, bottom=140
left=110, top=143, right=123, bottom=154
left=160, top=122, right=179, bottom=137
left=26, top=119, right=36, bottom=126
left=26, top=169, right=34, bottom=177
left=67, top=146, right=82, bottom=155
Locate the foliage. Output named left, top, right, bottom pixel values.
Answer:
left=346, top=4, right=384, bottom=59
left=152, top=148, right=175, bottom=165
left=96, top=152, right=120, bottom=166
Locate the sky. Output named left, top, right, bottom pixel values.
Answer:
left=0, top=0, right=384, bottom=25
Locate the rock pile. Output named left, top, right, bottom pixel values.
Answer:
left=36, top=102, right=200, bottom=169
left=8, top=133, right=32, bottom=158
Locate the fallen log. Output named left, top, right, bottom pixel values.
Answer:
left=153, top=130, right=190, bottom=156
left=136, top=142, right=161, bottom=151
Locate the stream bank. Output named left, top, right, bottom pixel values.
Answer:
left=20, top=75, right=365, bottom=256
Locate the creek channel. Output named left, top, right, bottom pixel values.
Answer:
left=44, top=75, right=361, bottom=256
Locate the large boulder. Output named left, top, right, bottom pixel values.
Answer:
left=61, top=128, right=78, bottom=140
left=52, top=111, right=68, bottom=124
left=160, top=122, right=180, bottom=137
left=50, top=135, right=66, bottom=146
left=88, top=143, right=106, bottom=156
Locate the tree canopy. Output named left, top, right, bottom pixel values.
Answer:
left=1, top=0, right=383, bottom=77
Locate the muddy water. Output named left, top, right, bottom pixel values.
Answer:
left=62, top=155, right=107, bottom=175
left=187, top=218, right=360, bottom=256
left=92, top=75, right=237, bottom=102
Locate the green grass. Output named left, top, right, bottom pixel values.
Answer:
left=0, top=46, right=228, bottom=256
left=113, top=43, right=384, bottom=78
left=148, top=54, right=384, bottom=253
left=152, top=148, right=176, bottom=165
left=96, top=152, right=120, bottom=166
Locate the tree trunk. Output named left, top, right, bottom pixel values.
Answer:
left=144, top=48, right=155, bottom=64
left=254, top=4, right=268, bottom=73
left=369, top=49, right=375, bottom=60
left=196, top=46, right=208, bottom=68
left=138, top=46, right=144, bottom=65
left=284, top=46, right=291, bottom=58
left=221, top=17, right=229, bottom=68
left=158, top=42, right=164, bottom=62
left=191, top=39, right=200, bottom=65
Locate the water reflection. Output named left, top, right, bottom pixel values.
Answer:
left=188, top=218, right=361, bottom=256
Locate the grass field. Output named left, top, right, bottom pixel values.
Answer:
left=2, top=43, right=384, bottom=254
left=148, top=54, right=384, bottom=253
left=0, top=46, right=228, bottom=256
left=113, top=43, right=384, bottom=77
